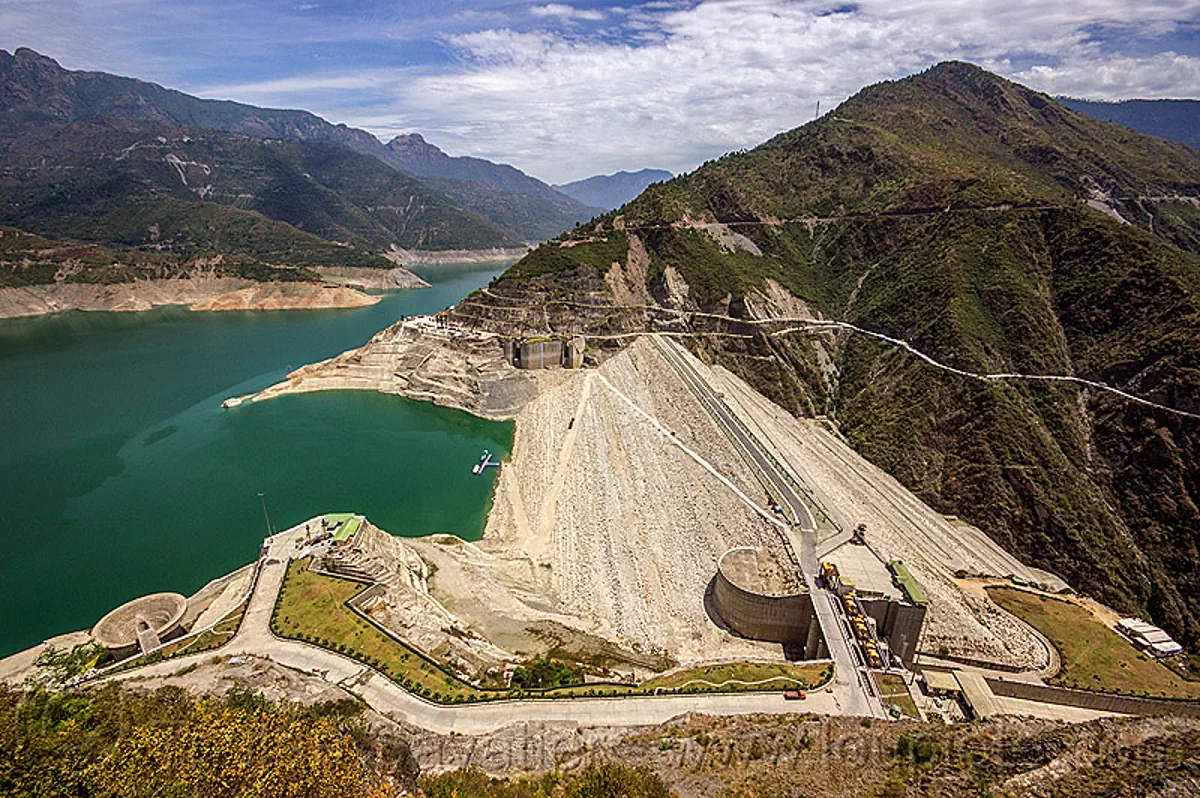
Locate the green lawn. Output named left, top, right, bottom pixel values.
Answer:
left=988, top=587, right=1200, bottom=700
left=272, top=558, right=496, bottom=703
left=874, top=672, right=920, bottom=718
left=272, top=558, right=835, bottom=704
left=642, top=661, right=830, bottom=692
left=333, top=516, right=362, bottom=543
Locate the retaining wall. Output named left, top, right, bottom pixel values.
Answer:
left=712, top=569, right=821, bottom=658
left=861, top=598, right=926, bottom=666
left=986, top=678, right=1200, bottom=718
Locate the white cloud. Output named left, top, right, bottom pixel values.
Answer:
left=3, top=0, right=1198, bottom=183
left=1012, top=52, right=1200, bottom=99
left=531, top=3, right=606, bottom=21
left=198, top=71, right=405, bottom=102
left=361, top=0, right=1200, bottom=183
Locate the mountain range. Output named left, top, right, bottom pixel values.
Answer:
left=474, top=62, right=1200, bottom=646
left=554, top=168, right=674, bottom=210
left=1062, top=97, right=1200, bottom=150
left=380, top=133, right=603, bottom=240
left=0, top=47, right=602, bottom=269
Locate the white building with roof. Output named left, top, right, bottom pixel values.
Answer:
left=1115, top=618, right=1183, bottom=657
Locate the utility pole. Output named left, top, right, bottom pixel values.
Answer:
left=815, top=99, right=820, bottom=119
left=258, top=491, right=274, bottom=537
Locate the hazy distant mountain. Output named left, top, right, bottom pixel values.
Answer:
left=1059, top=97, right=1200, bottom=149
left=554, top=169, right=674, bottom=210
left=488, top=62, right=1200, bottom=646
left=383, top=134, right=601, bottom=240
left=0, top=47, right=584, bottom=244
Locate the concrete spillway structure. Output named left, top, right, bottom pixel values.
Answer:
left=503, top=336, right=586, bottom=369
left=91, top=592, right=188, bottom=657
left=712, top=547, right=823, bottom=659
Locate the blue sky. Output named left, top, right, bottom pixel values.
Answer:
left=2, top=0, right=1198, bottom=183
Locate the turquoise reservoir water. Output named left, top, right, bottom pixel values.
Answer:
left=0, top=263, right=514, bottom=657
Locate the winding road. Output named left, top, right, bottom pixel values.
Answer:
left=469, top=289, right=1199, bottom=422
left=104, top=524, right=860, bottom=735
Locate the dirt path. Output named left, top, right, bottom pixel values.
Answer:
left=530, top=373, right=593, bottom=559
left=469, top=291, right=1200, bottom=422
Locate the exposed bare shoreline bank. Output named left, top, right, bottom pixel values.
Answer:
left=188, top=283, right=382, bottom=312
left=314, top=266, right=431, bottom=291
left=0, top=275, right=407, bottom=319
left=390, top=246, right=530, bottom=265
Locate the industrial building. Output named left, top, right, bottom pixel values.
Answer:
left=821, top=542, right=928, bottom=666
left=503, top=336, right=586, bottom=369
left=1116, top=618, right=1184, bottom=657
left=711, top=546, right=824, bottom=659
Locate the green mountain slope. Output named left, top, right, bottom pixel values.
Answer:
left=0, top=226, right=322, bottom=287
left=472, top=62, right=1200, bottom=646
left=0, top=112, right=520, bottom=260
left=0, top=47, right=589, bottom=242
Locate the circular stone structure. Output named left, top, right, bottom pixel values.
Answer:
left=713, top=547, right=819, bottom=651
left=91, top=592, right=188, bottom=653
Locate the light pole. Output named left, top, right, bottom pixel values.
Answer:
left=258, top=492, right=275, bottom=537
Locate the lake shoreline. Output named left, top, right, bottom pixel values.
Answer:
left=392, top=246, right=530, bottom=265
left=0, top=264, right=514, bottom=659
left=0, top=277, right=400, bottom=319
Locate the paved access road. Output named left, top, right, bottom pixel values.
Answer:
left=652, top=335, right=882, bottom=719
left=105, top=524, right=857, bottom=735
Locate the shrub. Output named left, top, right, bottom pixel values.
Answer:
left=564, top=758, right=676, bottom=796
left=895, top=733, right=942, bottom=766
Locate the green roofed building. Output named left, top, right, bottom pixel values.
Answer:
left=889, top=561, right=928, bottom=606
left=325, top=513, right=363, bottom=545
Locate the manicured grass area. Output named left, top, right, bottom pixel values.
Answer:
left=272, top=558, right=836, bottom=704
left=332, top=515, right=362, bottom=543
left=272, top=558, right=496, bottom=703
left=642, top=661, right=830, bottom=692
left=988, top=587, right=1200, bottom=700
left=874, top=672, right=920, bottom=718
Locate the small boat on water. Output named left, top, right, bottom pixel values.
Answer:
left=472, top=450, right=500, bottom=474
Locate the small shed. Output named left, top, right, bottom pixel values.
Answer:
left=922, top=669, right=961, bottom=696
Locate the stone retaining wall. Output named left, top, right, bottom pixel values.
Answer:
left=986, top=678, right=1200, bottom=717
